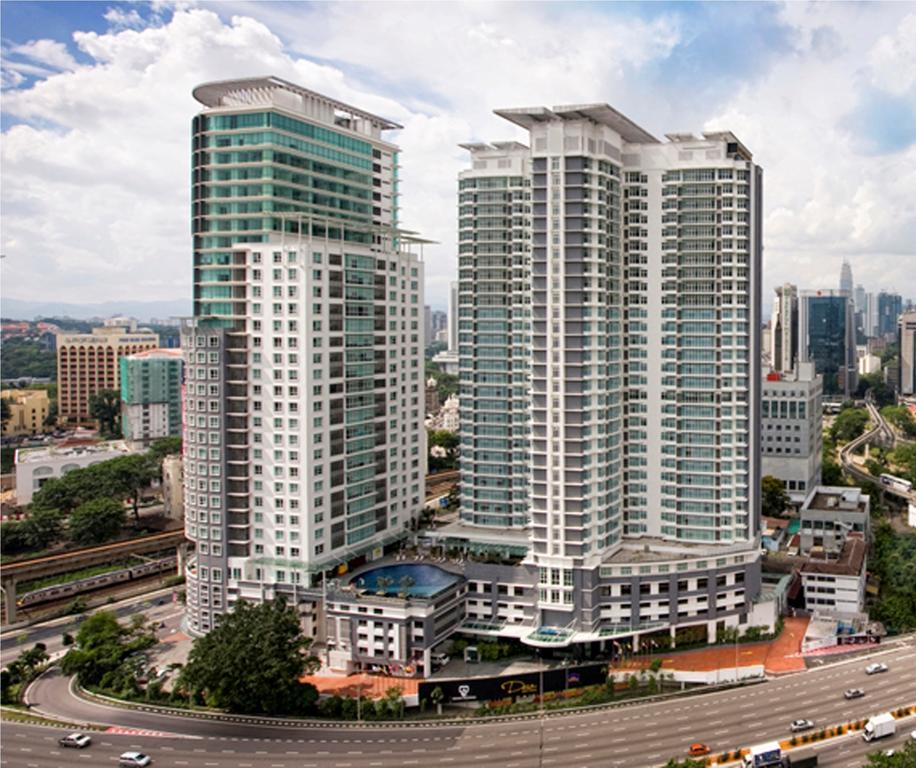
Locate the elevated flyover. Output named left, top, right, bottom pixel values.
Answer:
left=0, top=529, right=187, bottom=623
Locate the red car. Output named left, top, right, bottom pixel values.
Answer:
left=688, top=743, right=711, bottom=757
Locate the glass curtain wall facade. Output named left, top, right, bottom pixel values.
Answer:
left=799, top=291, right=855, bottom=397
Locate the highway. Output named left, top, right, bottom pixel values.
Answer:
left=5, top=636, right=914, bottom=768
left=0, top=588, right=184, bottom=667
left=839, top=398, right=915, bottom=507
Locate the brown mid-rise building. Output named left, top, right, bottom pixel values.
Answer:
left=57, top=322, right=159, bottom=426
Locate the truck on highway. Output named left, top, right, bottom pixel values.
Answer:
left=743, top=741, right=784, bottom=768
left=863, top=712, right=896, bottom=742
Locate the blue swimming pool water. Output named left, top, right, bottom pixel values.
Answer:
left=352, top=563, right=460, bottom=598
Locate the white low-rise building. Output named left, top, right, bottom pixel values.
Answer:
left=439, top=394, right=459, bottom=433
left=432, top=349, right=459, bottom=376
left=799, top=485, right=870, bottom=555
left=14, top=440, right=135, bottom=504
left=800, top=535, right=867, bottom=616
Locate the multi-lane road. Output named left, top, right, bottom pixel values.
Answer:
left=3, top=635, right=914, bottom=768
left=0, top=588, right=183, bottom=667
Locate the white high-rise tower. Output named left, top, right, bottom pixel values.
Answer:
left=456, top=105, right=764, bottom=641
left=182, top=77, right=428, bottom=635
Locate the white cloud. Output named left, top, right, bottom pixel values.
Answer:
left=0, top=3, right=914, bottom=310
left=868, top=13, right=916, bottom=96
left=10, top=39, right=78, bottom=70
left=103, top=7, right=147, bottom=30
left=1, top=39, right=77, bottom=88
left=706, top=3, right=916, bottom=300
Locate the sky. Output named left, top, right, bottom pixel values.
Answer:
left=1, top=1, right=915, bottom=311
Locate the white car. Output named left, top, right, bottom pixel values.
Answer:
left=790, top=719, right=814, bottom=732
left=865, top=662, right=888, bottom=675
left=58, top=733, right=91, bottom=748
left=118, top=753, right=151, bottom=767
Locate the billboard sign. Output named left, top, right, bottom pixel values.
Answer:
left=418, top=662, right=607, bottom=703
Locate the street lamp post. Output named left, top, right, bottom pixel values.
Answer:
left=538, top=653, right=544, bottom=768
left=734, top=628, right=739, bottom=684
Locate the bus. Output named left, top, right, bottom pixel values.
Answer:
left=879, top=473, right=913, bottom=493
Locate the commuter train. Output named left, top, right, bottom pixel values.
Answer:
left=16, top=556, right=177, bottom=608
left=879, top=473, right=913, bottom=494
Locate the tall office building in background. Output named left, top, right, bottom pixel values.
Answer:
left=770, top=283, right=798, bottom=373
left=183, top=77, right=427, bottom=634
left=798, top=289, right=856, bottom=397
left=839, top=259, right=853, bottom=295
left=447, top=281, right=459, bottom=354
left=877, top=291, right=903, bottom=339
left=424, top=306, right=433, bottom=349
left=900, top=310, right=916, bottom=396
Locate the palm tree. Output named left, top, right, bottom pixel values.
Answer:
left=375, top=575, right=394, bottom=595
left=398, top=575, right=415, bottom=598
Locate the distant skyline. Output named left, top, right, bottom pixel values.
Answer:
left=1, top=1, right=915, bottom=309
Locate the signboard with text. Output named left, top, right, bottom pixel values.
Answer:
left=418, top=662, right=607, bottom=703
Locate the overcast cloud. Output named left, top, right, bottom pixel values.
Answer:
left=1, top=1, right=914, bottom=310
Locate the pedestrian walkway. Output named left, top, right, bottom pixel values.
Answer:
left=609, top=617, right=810, bottom=676
left=301, top=672, right=420, bottom=700
left=612, top=642, right=770, bottom=673
left=764, top=616, right=808, bottom=674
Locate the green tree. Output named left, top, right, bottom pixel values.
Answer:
left=429, top=429, right=459, bottom=452
left=68, top=498, right=126, bottom=545
left=21, top=507, right=63, bottom=549
left=831, top=407, right=870, bottom=443
left=822, top=453, right=846, bottom=485
left=89, top=388, right=121, bottom=436
left=881, top=405, right=916, bottom=439
left=0, top=508, right=63, bottom=556
left=147, top=437, right=182, bottom=464
left=43, top=399, right=58, bottom=429
left=880, top=343, right=899, bottom=365
left=382, top=685, right=405, bottom=718
left=870, top=522, right=916, bottom=632
left=106, top=454, right=158, bottom=524
left=0, top=398, right=11, bottom=431
left=0, top=336, right=56, bottom=379
left=857, top=372, right=895, bottom=408
left=0, top=521, right=31, bottom=555
left=865, top=739, right=916, bottom=766
left=60, top=611, right=156, bottom=689
left=761, top=475, right=790, bottom=517
left=179, top=597, right=320, bottom=715
left=429, top=685, right=444, bottom=715
left=890, top=443, right=916, bottom=484
left=865, top=458, right=887, bottom=478
left=375, top=575, right=394, bottom=595
left=662, top=759, right=708, bottom=768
